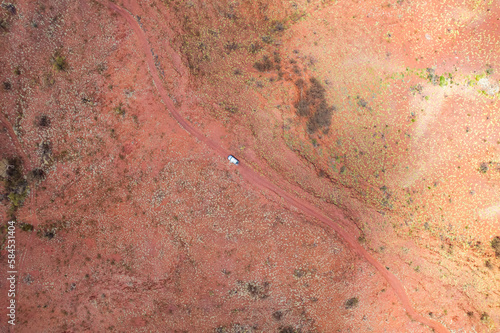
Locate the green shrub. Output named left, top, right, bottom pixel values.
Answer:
left=52, top=55, right=68, bottom=72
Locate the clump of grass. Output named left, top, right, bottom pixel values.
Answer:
left=52, top=54, right=68, bottom=72
left=345, top=297, right=359, bottom=309
left=224, top=41, right=238, bottom=53
left=273, top=21, right=285, bottom=32
left=479, top=162, right=488, bottom=173
left=248, top=42, right=262, bottom=54
left=4, top=157, right=29, bottom=213
left=272, top=310, right=283, bottom=321
left=114, top=104, right=125, bottom=115
left=357, top=97, right=368, bottom=108
left=20, top=223, right=34, bottom=232
left=439, top=75, right=447, bottom=87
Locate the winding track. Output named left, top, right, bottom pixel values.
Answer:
left=105, top=2, right=449, bottom=332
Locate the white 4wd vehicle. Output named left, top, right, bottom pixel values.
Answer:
left=227, top=155, right=239, bottom=165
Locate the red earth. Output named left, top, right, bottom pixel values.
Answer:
left=1, top=0, right=499, bottom=332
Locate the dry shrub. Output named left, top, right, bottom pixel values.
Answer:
left=294, top=78, right=334, bottom=133
left=253, top=55, right=273, bottom=72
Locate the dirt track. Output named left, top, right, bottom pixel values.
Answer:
left=105, top=2, right=449, bottom=332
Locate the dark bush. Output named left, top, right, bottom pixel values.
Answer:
left=225, top=41, right=238, bottom=53
left=491, top=236, right=500, bottom=257
left=273, top=22, right=285, bottom=32
left=246, top=281, right=269, bottom=299
left=295, top=79, right=305, bottom=88
left=2, top=4, right=17, bottom=15
left=253, top=55, right=273, bottom=72
left=248, top=42, right=262, bottom=54
left=294, top=78, right=334, bottom=133
left=294, top=99, right=309, bottom=117
left=38, top=115, right=50, bottom=127
left=20, top=223, right=34, bottom=232
left=479, top=162, right=488, bottom=173
left=308, top=78, right=326, bottom=100
left=357, top=97, right=368, bottom=108
left=345, top=297, right=359, bottom=309
left=44, top=230, right=55, bottom=239
left=261, top=35, right=272, bottom=44
left=273, top=51, right=281, bottom=64
left=0, top=19, right=7, bottom=31
left=40, top=142, right=51, bottom=155
left=278, top=326, right=300, bottom=333
left=31, top=168, right=46, bottom=180
left=307, top=101, right=334, bottom=133
left=272, top=311, right=283, bottom=320
left=3, top=81, right=11, bottom=90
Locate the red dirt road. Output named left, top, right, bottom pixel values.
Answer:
left=105, top=2, right=449, bottom=332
